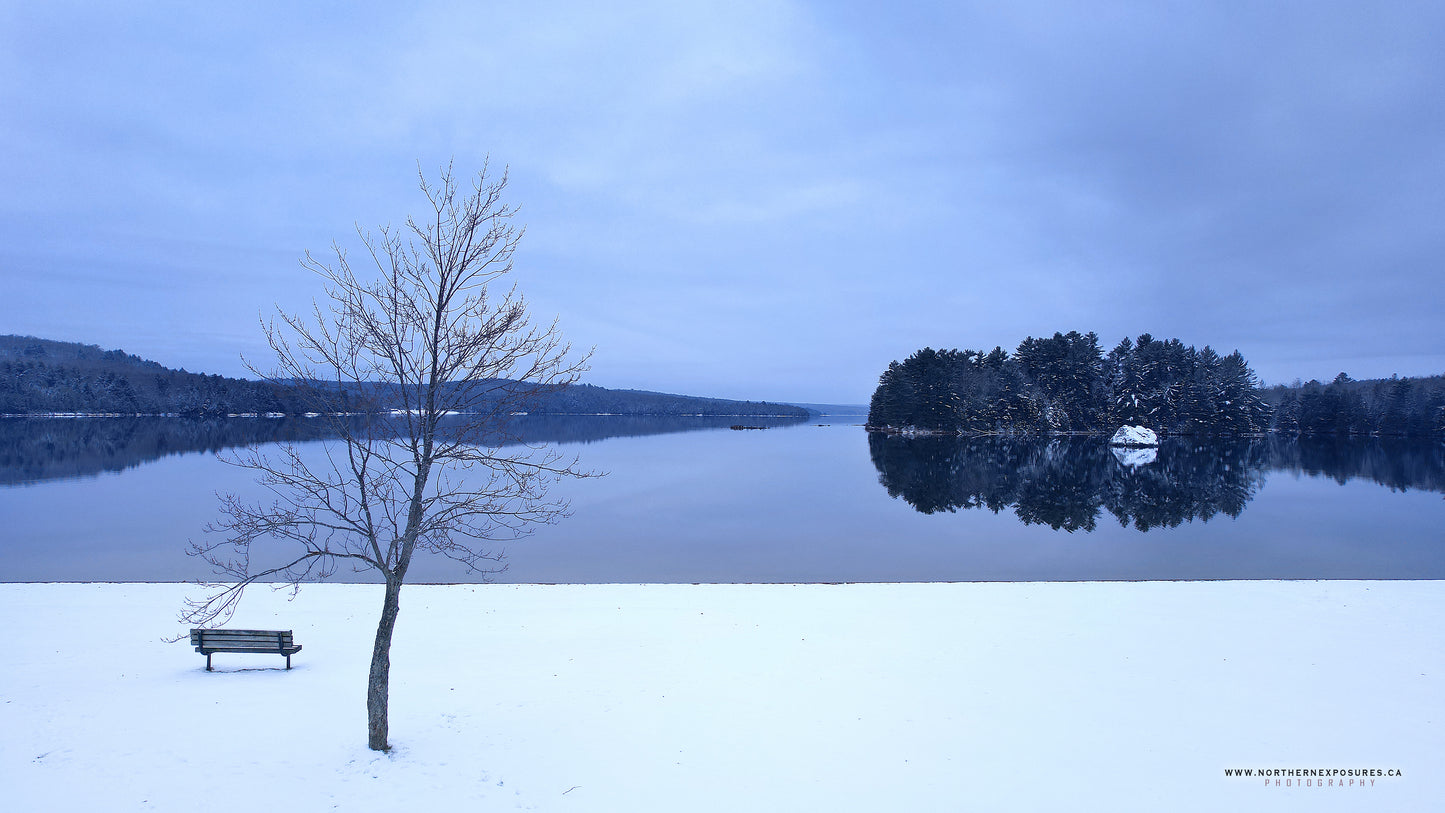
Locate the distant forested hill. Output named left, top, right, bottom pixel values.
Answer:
left=521, top=382, right=806, bottom=417
left=0, top=336, right=307, bottom=416
left=0, top=336, right=808, bottom=418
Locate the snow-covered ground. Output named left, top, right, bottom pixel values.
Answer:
left=2, top=581, right=1440, bottom=811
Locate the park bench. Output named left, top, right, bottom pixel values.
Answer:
left=190, top=629, right=303, bottom=671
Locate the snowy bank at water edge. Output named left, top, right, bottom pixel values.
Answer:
left=2, top=582, right=1441, bottom=812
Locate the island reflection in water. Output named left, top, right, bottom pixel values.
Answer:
left=868, top=433, right=1445, bottom=531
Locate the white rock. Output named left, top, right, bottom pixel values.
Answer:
left=1109, top=425, right=1159, bottom=447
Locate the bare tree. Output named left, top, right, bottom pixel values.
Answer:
left=183, top=161, right=591, bottom=751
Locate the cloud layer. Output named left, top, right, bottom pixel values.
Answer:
left=3, top=1, right=1442, bottom=401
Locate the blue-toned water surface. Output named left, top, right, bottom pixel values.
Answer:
left=1, top=417, right=1441, bottom=582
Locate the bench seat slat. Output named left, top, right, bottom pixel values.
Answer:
left=195, top=649, right=302, bottom=655
left=192, top=632, right=293, bottom=643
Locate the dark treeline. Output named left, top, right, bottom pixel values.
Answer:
left=868, top=434, right=1445, bottom=528
left=310, top=380, right=808, bottom=418
left=468, top=382, right=808, bottom=418
left=486, top=413, right=808, bottom=442
left=869, top=331, right=1443, bottom=437
left=1264, top=373, right=1445, bottom=437
left=1, top=335, right=808, bottom=419
left=0, top=336, right=309, bottom=416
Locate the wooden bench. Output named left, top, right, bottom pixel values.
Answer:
left=190, top=629, right=303, bottom=671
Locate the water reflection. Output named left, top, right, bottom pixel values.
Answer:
left=869, top=434, right=1445, bottom=530
left=3, top=420, right=1443, bottom=583
left=0, top=417, right=334, bottom=486
left=0, top=414, right=810, bottom=486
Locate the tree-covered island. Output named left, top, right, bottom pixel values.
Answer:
left=868, top=331, right=1445, bottom=438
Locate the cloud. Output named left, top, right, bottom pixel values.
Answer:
left=2, top=1, right=1442, bottom=401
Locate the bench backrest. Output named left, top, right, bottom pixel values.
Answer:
left=190, top=629, right=295, bottom=650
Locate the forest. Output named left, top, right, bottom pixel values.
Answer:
left=0, top=336, right=808, bottom=419
left=868, top=332, right=1444, bottom=437
left=1263, top=373, right=1445, bottom=437
left=0, top=336, right=309, bottom=416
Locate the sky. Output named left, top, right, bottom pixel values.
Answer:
left=2, top=1, right=1442, bottom=404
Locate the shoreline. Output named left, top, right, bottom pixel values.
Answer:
left=4, top=580, right=1441, bottom=811
left=6, top=576, right=1445, bottom=585
left=1, top=411, right=815, bottom=419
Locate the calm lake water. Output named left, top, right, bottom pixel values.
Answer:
left=1, top=416, right=1442, bottom=582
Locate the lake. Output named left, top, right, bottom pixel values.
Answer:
left=1, top=416, right=1442, bottom=583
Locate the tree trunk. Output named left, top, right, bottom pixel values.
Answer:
left=367, top=578, right=403, bottom=751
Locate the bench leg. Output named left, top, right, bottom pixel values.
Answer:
left=206, top=652, right=212, bottom=671
left=286, top=654, right=292, bottom=670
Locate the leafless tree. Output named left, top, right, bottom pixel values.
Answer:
left=182, top=161, right=591, bottom=751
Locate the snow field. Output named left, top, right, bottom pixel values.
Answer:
left=1, top=581, right=1441, bottom=811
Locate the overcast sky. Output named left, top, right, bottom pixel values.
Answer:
left=2, top=2, right=1442, bottom=403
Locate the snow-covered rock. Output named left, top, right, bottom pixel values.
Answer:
left=1109, top=425, right=1159, bottom=447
